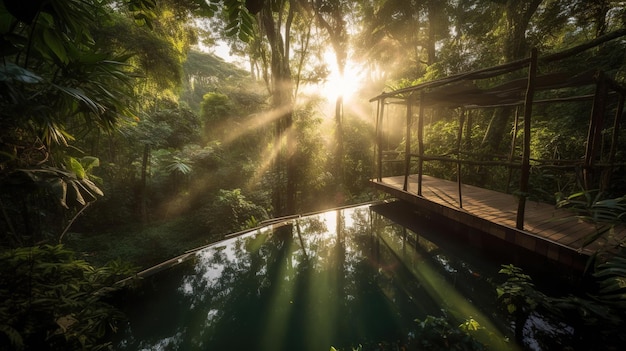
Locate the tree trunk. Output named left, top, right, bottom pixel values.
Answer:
left=334, top=94, right=344, bottom=196
left=481, top=0, right=541, bottom=152
left=481, top=107, right=512, bottom=153
left=260, top=2, right=296, bottom=217
left=426, top=0, right=439, bottom=66
left=313, top=0, right=348, bottom=202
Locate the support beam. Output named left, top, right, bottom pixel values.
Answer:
left=584, top=72, right=607, bottom=190
left=417, top=92, right=425, bottom=196
left=516, top=48, right=538, bottom=230
left=403, top=98, right=413, bottom=191
left=602, top=93, right=624, bottom=191
left=376, top=100, right=384, bottom=181
left=456, top=109, right=466, bottom=208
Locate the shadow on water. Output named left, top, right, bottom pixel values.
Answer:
left=112, top=201, right=536, bottom=350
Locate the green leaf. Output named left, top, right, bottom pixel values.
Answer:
left=80, top=178, right=104, bottom=197
left=67, top=157, right=85, bottom=179
left=53, top=84, right=104, bottom=114
left=80, top=156, right=100, bottom=173
left=43, top=28, right=68, bottom=64
left=507, top=304, right=516, bottom=314
left=0, top=63, right=42, bottom=83
left=74, top=181, right=97, bottom=202
left=594, top=267, right=626, bottom=278
left=69, top=181, right=86, bottom=206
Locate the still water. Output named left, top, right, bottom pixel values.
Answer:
left=113, top=201, right=522, bottom=350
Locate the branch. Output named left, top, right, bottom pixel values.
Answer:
left=59, top=202, right=91, bottom=244
left=541, top=28, right=626, bottom=63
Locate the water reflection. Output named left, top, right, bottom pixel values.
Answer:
left=115, top=203, right=519, bottom=350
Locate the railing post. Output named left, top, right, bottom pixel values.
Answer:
left=584, top=71, right=607, bottom=190
left=403, top=97, right=413, bottom=191
left=516, top=48, right=538, bottom=230
left=603, top=93, right=624, bottom=191
left=417, top=92, right=425, bottom=196
left=456, top=108, right=466, bottom=208
left=376, top=99, right=385, bottom=181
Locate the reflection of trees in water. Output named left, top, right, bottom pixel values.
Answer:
left=117, top=206, right=451, bottom=350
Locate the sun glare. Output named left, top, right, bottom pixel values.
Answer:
left=319, top=50, right=364, bottom=102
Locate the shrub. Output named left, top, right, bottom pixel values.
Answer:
left=0, top=245, right=135, bottom=351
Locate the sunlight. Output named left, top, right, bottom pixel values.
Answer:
left=246, top=139, right=281, bottom=189
left=246, top=121, right=297, bottom=189
left=319, top=50, right=365, bottom=103
left=221, top=105, right=289, bottom=146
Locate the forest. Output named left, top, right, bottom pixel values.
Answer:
left=0, top=0, right=625, bottom=350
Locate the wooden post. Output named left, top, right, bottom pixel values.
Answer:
left=465, top=110, right=472, bottom=150
left=403, top=98, right=413, bottom=191
left=506, top=106, right=521, bottom=193
left=417, top=92, right=425, bottom=196
left=584, top=71, right=607, bottom=190
left=456, top=108, right=466, bottom=208
left=602, top=93, right=624, bottom=191
left=516, top=48, right=538, bottom=230
left=376, top=99, right=384, bottom=181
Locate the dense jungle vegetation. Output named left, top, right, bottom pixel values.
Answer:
left=1, top=0, right=625, bottom=350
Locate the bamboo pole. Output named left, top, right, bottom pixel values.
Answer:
left=403, top=98, right=413, bottom=191
left=417, top=92, right=425, bottom=196
left=584, top=71, right=607, bottom=190
left=456, top=109, right=466, bottom=208
left=602, top=93, right=624, bottom=191
left=376, top=99, right=384, bottom=181
left=516, top=48, right=538, bottom=230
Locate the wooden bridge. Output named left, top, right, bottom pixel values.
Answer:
left=369, top=47, right=626, bottom=270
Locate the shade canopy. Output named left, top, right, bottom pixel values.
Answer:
left=370, top=58, right=604, bottom=109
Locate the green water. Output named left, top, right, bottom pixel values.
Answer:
left=113, top=202, right=521, bottom=350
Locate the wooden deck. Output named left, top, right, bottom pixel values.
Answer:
left=371, top=175, right=624, bottom=269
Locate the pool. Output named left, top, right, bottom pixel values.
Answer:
left=112, top=201, right=522, bottom=350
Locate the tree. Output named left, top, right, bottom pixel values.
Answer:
left=201, top=92, right=236, bottom=140
left=480, top=0, right=542, bottom=153
left=254, top=0, right=299, bottom=216
left=310, top=0, right=350, bottom=196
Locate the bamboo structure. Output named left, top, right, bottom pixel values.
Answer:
left=371, top=48, right=625, bottom=230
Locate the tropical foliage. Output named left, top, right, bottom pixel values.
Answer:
left=1, top=0, right=626, bottom=349
left=497, top=261, right=626, bottom=350
left=0, top=245, right=135, bottom=350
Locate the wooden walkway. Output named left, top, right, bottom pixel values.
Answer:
left=372, top=175, right=625, bottom=269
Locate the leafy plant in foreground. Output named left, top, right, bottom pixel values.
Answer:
left=497, top=263, right=626, bottom=350
left=412, top=316, right=486, bottom=351
left=329, top=315, right=486, bottom=351
left=0, top=245, right=136, bottom=351
left=556, top=191, right=626, bottom=249
left=1, top=157, right=104, bottom=247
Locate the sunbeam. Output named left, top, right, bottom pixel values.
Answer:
left=246, top=119, right=298, bottom=189
left=220, top=105, right=292, bottom=146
